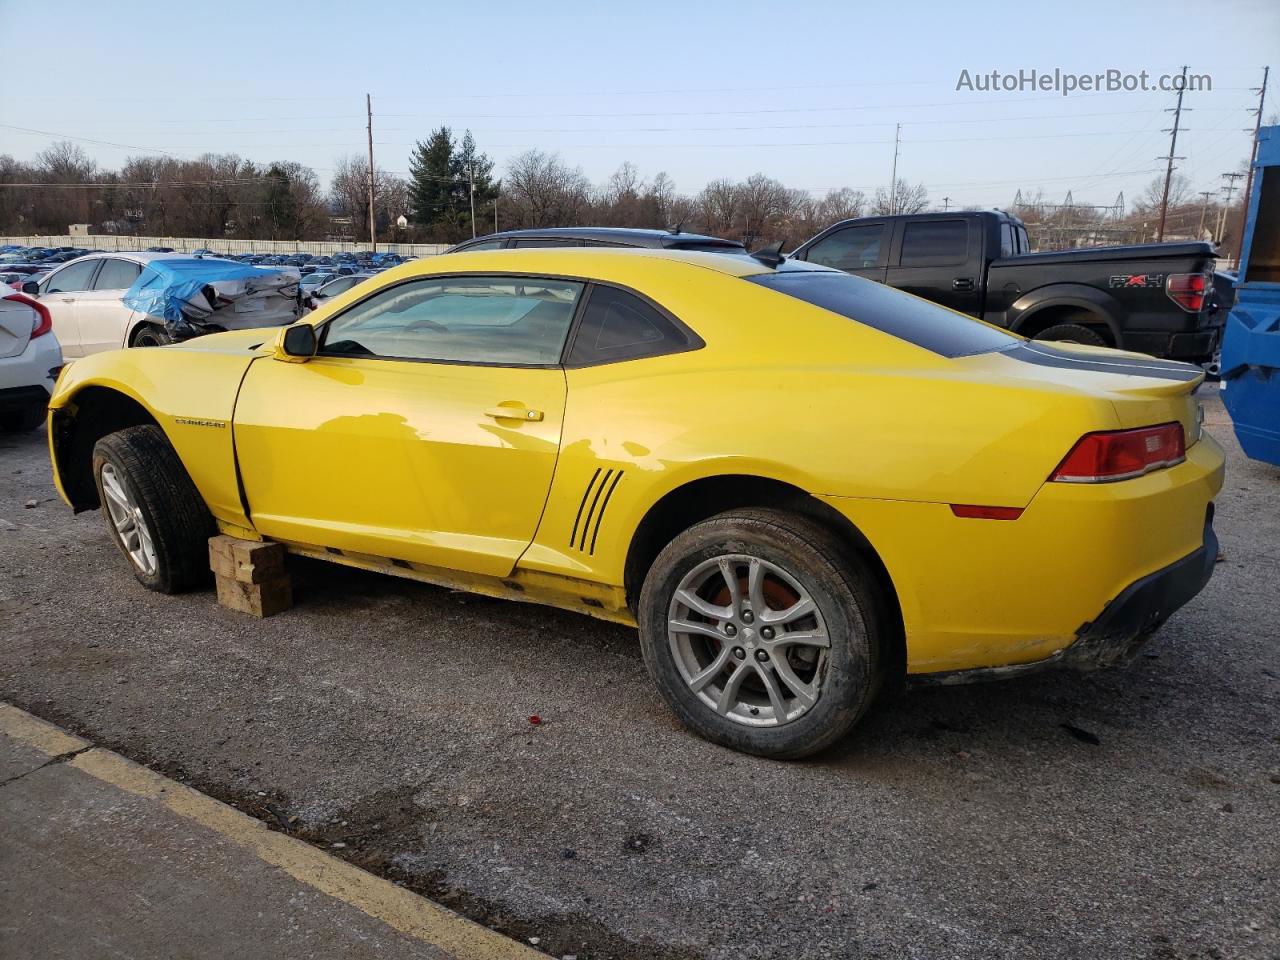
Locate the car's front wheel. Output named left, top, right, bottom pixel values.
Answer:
left=92, top=425, right=215, bottom=592
left=638, top=508, right=883, bottom=759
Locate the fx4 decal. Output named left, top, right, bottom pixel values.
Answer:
left=1109, top=274, right=1165, bottom=288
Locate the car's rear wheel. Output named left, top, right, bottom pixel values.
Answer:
left=1032, top=321, right=1108, bottom=347
left=92, top=425, right=215, bottom=593
left=638, top=508, right=882, bottom=759
left=130, top=323, right=173, bottom=348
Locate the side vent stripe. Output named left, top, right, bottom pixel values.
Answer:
left=589, top=471, right=624, bottom=555
left=570, top=467, right=602, bottom=549
left=579, top=469, right=614, bottom=551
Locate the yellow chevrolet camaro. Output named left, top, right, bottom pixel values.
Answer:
left=46, top=249, right=1223, bottom=758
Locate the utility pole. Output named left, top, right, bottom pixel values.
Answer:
left=888, top=123, right=901, bottom=215
left=468, top=163, right=477, bottom=239
left=1156, top=66, right=1190, bottom=242
left=365, top=93, right=377, bottom=253
left=941, top=196, right=951, bottom=211
left=1197, top=190, right=1215, bottom=238
left=1235, top=65, right=1269, bottom=264
left=1218, top=171, right=1246, bottom=245
left=494, top=197, right=498, bottom=233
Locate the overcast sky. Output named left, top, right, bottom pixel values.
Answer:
left=3, top=0, right=1276, bottom=209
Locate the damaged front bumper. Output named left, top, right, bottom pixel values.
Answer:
left=911, top=508, right=1219, bottom=687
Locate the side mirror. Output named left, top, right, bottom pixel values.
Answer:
left=273, top=323, right=317, bottom=363
left=21, top=280, right=40, bottom=296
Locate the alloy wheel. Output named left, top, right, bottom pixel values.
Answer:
left=100, top=462, right=158, bottom=576
left=667, top=554, right=830, bottom=728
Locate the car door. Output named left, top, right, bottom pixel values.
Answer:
left=232, top=273, right=582, bottom=578
left=36, top=258, right=102, bottom=358
left=795, top=222, right=888, bottom=282
left=77, top=257, right=142, bottom=353
left=882, top=217, right=983, bottom=316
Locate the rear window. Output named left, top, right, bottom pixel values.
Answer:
left=899, top=219, right=968, bottom=265
left=748, top=271, right=1017, bottom=357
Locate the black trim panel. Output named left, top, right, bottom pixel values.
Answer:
left=1003, top=342, right=1203, bottom=381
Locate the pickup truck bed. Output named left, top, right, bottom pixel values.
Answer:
left=791, top=211, right=1219, bottom=362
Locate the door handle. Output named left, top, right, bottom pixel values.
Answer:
left=952, top=278, right=974, bottom=291
left=60, top=297, right=76, bottom=303
left=484, top=405, right=543, bottom=423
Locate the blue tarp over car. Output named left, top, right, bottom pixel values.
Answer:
left=123, top=258, right=301, bottom=333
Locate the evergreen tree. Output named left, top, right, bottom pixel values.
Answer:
left=263, top=164, right=297, bottom=239
left=407, top=127, right=456, bottom=228
left=454, top=130, right=500, bottom=237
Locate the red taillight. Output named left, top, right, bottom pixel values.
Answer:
left=950, top=504, right=1025, bottom=520
left=4, top=292, right=52, bottom=339
left=1166, top=273, right=1208, bottom=312
left=1051, top=423, right=1186, bottom=483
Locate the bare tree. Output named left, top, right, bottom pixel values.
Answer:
left=329, top=154, right=404, bottom=242
left=871, top=181, right=928, bottom=215
left=503, top=150, right=590, bottom=227
left=695, top=178, right=739, bottom=235
left=1138, top=173, right=1190, bottom=212
left=814, top=188, right=865, bottom=226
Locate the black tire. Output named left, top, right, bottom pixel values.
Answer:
left=0, top=406, right=46, bottom=433
left=638, top=508, right=883, bottom=759
left=92, top=425, right=215, bottom=593
left=1032, top=322, right=1108, bottom=347
left=130, top=323, right=173, bottom=348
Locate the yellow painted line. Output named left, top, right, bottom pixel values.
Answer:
left=0, top=703, right=90, bottom=757
left=0, top=703, right=541, bottom=960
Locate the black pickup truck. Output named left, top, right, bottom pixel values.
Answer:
left=790, top=210, right=1220, bottom=361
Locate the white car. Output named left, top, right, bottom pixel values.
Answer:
left=0, top=292, right=62, bottom=432
left=27, top=252, right=299, bottom=358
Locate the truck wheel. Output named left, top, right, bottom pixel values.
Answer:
left=130, top=323, right=173, bottom=348
left=92, top=425, right=215, bottom=593
left=1032, top=322, right=1107, bottom=347
left=638, top=508, right=883, bottom=759
left=0, top=406, right=46, bottom=433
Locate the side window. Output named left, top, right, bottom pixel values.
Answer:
left=93, top=259, right=142, bottom=290
left=44, top=259, right=99, bottom=294
left=1000, top=224, right=1015, bottom=258
left=510, top=238, right=581, bottom=248
left=567, top=285, right=695, bottom=365
left=1016, top=225, right=1031, bottom=254
left=899, top=220, right=968, bottom=266
left=804, top=224, right=884, bottom=271
left=320, top=276, right=584, bottom=365
left=458, top=239, right=506, bottom=251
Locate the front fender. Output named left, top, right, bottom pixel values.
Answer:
left=50, top=347, right=257, bottom=528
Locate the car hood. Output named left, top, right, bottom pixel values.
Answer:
left=171, top=327, right=280, bottom=355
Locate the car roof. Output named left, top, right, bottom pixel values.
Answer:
left=389, top=247, right=834, bottom=281
left=449, top=227, right=746, bottom=252
left=57, top=251, right=192, bottom=265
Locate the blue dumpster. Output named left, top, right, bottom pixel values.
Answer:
left=1221, top=124, right=1280, bottom=466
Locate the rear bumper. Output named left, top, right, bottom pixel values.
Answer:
left=0, top=384, right=51, bottom=414
left=911, top=509, right=1218, bottom=686
left=1126, top=328, right=1220, bottom=362
left=819, top=434, right=1225, bottom=675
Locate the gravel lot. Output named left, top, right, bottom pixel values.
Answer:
left=1, top=392, right=1277, bottom=960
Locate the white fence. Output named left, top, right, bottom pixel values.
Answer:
left=2, top=235, right=449, bottom=257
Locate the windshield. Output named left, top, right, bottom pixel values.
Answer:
left=749, top=271, right=1017, bottom=358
